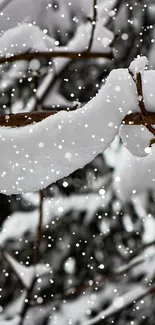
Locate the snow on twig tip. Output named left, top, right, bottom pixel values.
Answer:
left=129, top=56, right=148, bottom=79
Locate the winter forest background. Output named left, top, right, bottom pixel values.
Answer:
left=1, top=0, right=155, bottom=324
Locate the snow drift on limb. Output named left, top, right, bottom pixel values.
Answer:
left=0, top=68, right=137, bottom=194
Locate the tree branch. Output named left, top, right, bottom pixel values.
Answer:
left=0, top=50, right=114, bottom=65
left=1, top=110, right=155, bottom=128
left=122, top=112, right=155, bottom=125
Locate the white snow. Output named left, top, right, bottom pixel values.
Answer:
left=129, top=56, right=148, bottom=79
left=113, top=145, right=155, bottom=201
left=119, top=124, right=153, bottom=157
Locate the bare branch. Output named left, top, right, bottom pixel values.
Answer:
left=0, top=50, right=114, bottom=65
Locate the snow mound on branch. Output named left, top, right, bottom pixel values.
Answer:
left=113, top=145, right=155, bottom=202
left=0, top=68, right=137, bottom=194
left=129, top=55, right=148, bottom=79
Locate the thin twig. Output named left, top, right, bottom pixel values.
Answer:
left=87, top=0, right=97, bottom=52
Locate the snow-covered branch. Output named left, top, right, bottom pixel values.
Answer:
left=0, top=63, right=136, bottom=194
left=0, top=56, right=155, bottom=194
